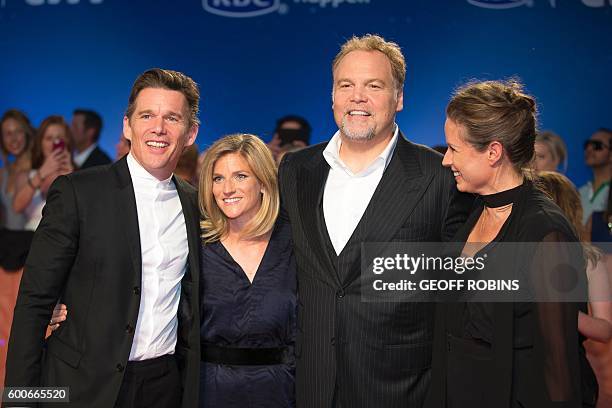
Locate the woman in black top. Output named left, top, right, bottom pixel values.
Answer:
left=425, top=80, right=597, bottom=407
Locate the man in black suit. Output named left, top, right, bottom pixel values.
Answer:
left=278, top=35, right=470, bottom=408
left=71, top=109, right=112, bottom=169
left=5, top=69, right=201, bottom=408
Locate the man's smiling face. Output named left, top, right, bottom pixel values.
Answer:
left=332, top=50, right=403, bottom=143
left=123, top=87, right=198, bottom=180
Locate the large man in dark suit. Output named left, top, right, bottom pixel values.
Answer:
left=278, top=35, right=470, bottom=408
left=4, top=69, right=201, bottom=408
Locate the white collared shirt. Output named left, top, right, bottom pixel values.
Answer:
left=579, top=180, right=610, bottom=225
left=126, top=153, right=188, bottom=361
left=322, top=125, right=399, bottom=255
left=73, top=144, right=97, bottom=168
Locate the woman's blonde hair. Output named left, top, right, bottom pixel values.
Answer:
left=199, top=133, right=279, bottom=243
left=535, top=131, right=567, bottom=172
left=333, top=34, right=406, bottom=93
left=538, top=170, right=601, bottom=266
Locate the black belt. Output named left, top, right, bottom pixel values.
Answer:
left=201, top=344, right=290, bottom=366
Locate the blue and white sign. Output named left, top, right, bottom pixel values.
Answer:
left=203, top=0, right=280, bottom=17
left=467, top=0, right=533, bottom=9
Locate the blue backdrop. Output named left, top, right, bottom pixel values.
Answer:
left=1, top=0, right=610, bottom=185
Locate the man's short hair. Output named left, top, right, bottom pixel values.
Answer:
left=596, top=127, right=612, bottom=143
left=332, top=34, right=406, bottom=92
left=125, top=68, right=200, bottom=128
left=275, top=115, right=312, bottom=144
left=275, top=115, right=311, bottom=133
left=74, top=109, right=103, bottom=142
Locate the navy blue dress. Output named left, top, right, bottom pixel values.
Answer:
left=199, top=220, right=296, bottom=407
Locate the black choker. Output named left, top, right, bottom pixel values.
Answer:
left=480, top=184, right=523, bottom=208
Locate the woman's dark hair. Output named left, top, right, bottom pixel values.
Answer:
left=446, top=79, right=537, bottom=172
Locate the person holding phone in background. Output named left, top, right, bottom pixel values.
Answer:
left=266, top=115, right=311, bottom=162
left=12, top=115, right=74, bottom=230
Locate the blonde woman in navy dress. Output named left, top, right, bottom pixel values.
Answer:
left=47, top=134, right=296, bottom=406
left=198, top=134, right=296, bottom=407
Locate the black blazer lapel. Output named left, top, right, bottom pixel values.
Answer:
left=175, top=177, right=200, bottom=287
left=174, top=176, right=200, bottom=366
left=341, top=133, right=435, bottom=285
left=112, top=157, right=142, bottom=281
left=297, top=152, right=341, bottom=288
left=362, top=134, right=435, bottom=242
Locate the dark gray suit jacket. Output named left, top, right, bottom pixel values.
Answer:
left=278, top=132, right=471, bottom=408
left=5, top=157, right=201, bottom=408
left=79, top=145, right=112, bottom=170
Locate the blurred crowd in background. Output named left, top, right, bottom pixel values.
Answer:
left=0, top=107, right=610, bottom=394
left=3, top=108, right=608, bottom=240
left=1, top=108, right=610, bottom=267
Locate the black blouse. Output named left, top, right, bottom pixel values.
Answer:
left=426, top=181, right=598, bottom=408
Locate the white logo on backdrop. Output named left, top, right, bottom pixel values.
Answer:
left=202, top=0, right=369, bottom=18
left=293, top=0, right=370, bottom=8
left=23, top=0, right=103, bottom=4
left=581, top=0, right=612, bottom=5
left=467, top=0, right=533, bottom=9
left=202, top=0, right=280, bottom=18
left=0, top=0, right=103, bottom=6
left=468, top=0, right=610, bottom=8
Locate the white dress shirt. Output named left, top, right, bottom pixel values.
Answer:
left=73, top=143, right=97, bottom=168
left=322, top=126, right=399, bottom=255
left=126, top=153, right=189, bottom=361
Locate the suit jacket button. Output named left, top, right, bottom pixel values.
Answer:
left=331, top=337, right=335, bottom=345
left=125, top=324, right=134, bottom=334
left=133, top=286, right=141, bottom=295
left=336, top=289, right=345, bottom=298
left=116, top=363, right=124, bottom=372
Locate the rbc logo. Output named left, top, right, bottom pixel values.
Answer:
left=203, top=0, right=281, bottom=17
left=467, top=0, right=533, bottom=8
